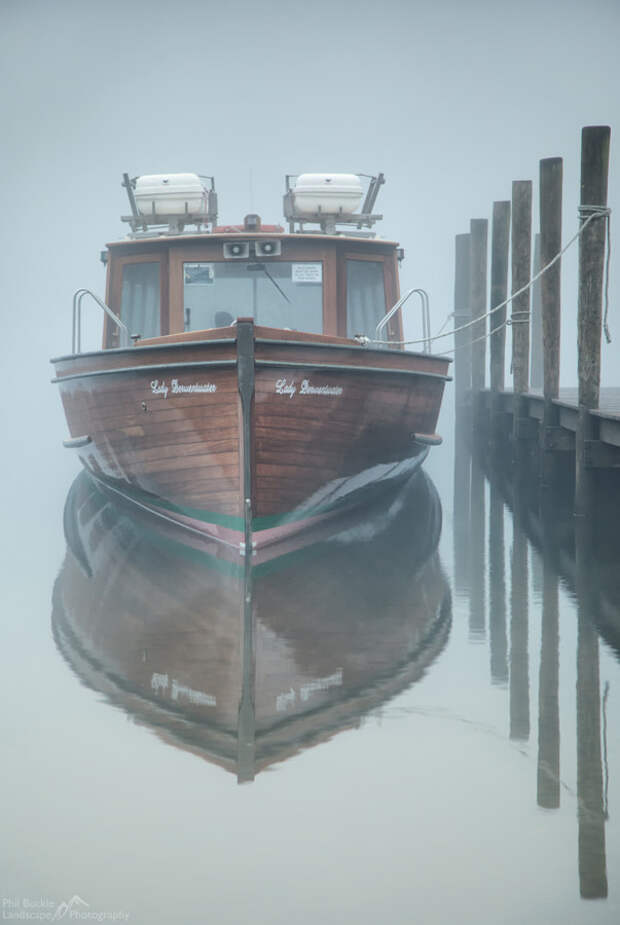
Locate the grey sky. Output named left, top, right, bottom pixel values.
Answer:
left=1, top=0, right=619, bottom=492
left=2, top=5, right=620, bottom=918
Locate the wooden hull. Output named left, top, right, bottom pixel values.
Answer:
left=52, top=323, right=450, bottom=552
left=53, top=469, right=451, bottom=780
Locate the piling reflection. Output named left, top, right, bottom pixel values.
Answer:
left=537, top=499, right=560, bottom=810
left=456, top=447, right=617, bottom=902
left=575, top=518, right=608, bottom=899
left=509, top=514, right=530, bottom=741
left=469, top=459, right=486, bottom=640
left=52, top=470, right=451, bottom=783
left=488, top=483, right=508, bottom=685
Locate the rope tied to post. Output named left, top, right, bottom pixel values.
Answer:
left=578, top=204, right=612, bottom=343
left=363, top=205, right=612, bottom=352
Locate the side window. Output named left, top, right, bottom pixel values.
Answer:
left=121, top=262, right=160, bottom=338
left=346, top=259, right=386, bottom=338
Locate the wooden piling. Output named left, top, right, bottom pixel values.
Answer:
left=511, top=181, right=533, bottom=396
left=469, top=219, right=488, bottom=442
left=490, top=202, right=511, bottom=393
left=511, top=180, right=533, bottom=481
left=453, top=234, right=472, bottom=592
left=489, top=202, right=510, bottom=450
left=539, top=157, right=563, bottom=487
left=530, top=234, right=543, bottom=390
left=576, top=126, right=611, bottom=516
left=453, top=233, right=472, bottom=415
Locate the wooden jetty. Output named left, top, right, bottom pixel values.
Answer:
left=450, top=128, right=616, bottom=900
left=453, top=125, right=617, bottom=514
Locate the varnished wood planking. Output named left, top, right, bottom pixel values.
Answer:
left=55, top=308, right=449, bottom=526
left=58, top=368, right=239, bottom=434
left=58, top=361, right=243, bottom=517
left=252, top=366, right=444, bottom=515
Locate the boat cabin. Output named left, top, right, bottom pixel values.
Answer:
left=101, top=172, right=404, bottom=348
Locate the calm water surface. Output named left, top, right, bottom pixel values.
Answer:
left=2, top=442, right=619, bottom=925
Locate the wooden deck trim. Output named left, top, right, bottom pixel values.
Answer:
left=52, top=359, right=237, bottom=384
left=254, top=337, right=450, bottom=363
left=254, top=359, right=452, bottom=381
left=50, top=337, right=237, bottom=364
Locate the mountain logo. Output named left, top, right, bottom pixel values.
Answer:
left=51, top=895, right=90, bottom=920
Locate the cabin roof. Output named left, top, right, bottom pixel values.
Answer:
left=106, top=231, right=400, bottom=250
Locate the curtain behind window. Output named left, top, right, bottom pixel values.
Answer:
left=346, top=260, right=385, bottom=338
left=121, top=262, right=160, bottom=339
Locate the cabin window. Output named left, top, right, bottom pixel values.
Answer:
left=182, top=261, right=323, bottom=333
left=120, top=262, right=160, bottom=339
left=346, top=259, right=386, bottom=338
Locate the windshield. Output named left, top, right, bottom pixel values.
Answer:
left=183, top=261, right=323, bottom=332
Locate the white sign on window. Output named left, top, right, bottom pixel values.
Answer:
left=185, top=263, right=214, bottom=285
left=292, top=262, right=322, bottom=284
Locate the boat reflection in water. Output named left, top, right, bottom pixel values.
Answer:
left=52, top=469, right=451, bottom=782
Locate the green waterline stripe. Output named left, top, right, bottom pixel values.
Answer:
left=97, top=474, right=349, bottom=532
left=103, top=480, right=244, bottom=530
left=97, top=459, right=424, bottom=533
left=105, top=486, right=325, bottom=576
left=138, top=523, right=244, bottom=577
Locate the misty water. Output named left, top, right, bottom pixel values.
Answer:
left=3, top=430, right=620, bottom=925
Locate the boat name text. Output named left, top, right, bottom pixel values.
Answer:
left=275, top=378, right=343, bottom=398
left=276, top=670, right=344, bottom=712
left=150, top=379, right=217, bottom=398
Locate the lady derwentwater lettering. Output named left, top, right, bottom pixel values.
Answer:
left=275, top=378, right=343, bottom=398
left=150, top=379, right=217, bottom=398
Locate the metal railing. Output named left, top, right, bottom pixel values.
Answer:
left=375, top=288, right=432, bottom=353
left=72, top=289, right=130, bottom=354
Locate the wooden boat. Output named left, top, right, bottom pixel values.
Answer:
left=53, top=468, right=451, bottom=781
left=51, top=172, right=450, bottom=553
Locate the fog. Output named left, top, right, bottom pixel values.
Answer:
left=2, top=0, right=618, bottom=500
left=1, top=1, right=619, bottom=920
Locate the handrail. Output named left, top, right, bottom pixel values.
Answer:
left=72, top=289, right=130, bottom=354
left=375, top=288, right=432, bottom=353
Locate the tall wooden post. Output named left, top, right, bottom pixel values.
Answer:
left=489, top=201, right=511, bottom=454
left=576, top=126, right=611, bottom=516
left=539, top=157, right=563, bottom=488
left=530, top=233, right=543, bottom=390
left=453, top=234, right=472, bottom=593
left=469, top=218, right=488, bottom=445
left=511, top=181, right=533, bottom=394
left=511, top=181, right=532, bottom=462
left=454, top=233, right=472, bottom=417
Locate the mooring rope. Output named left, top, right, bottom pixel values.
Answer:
left=579, top=204, right=612, bottom=344
left=359, top=206, right=611, bottom=351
